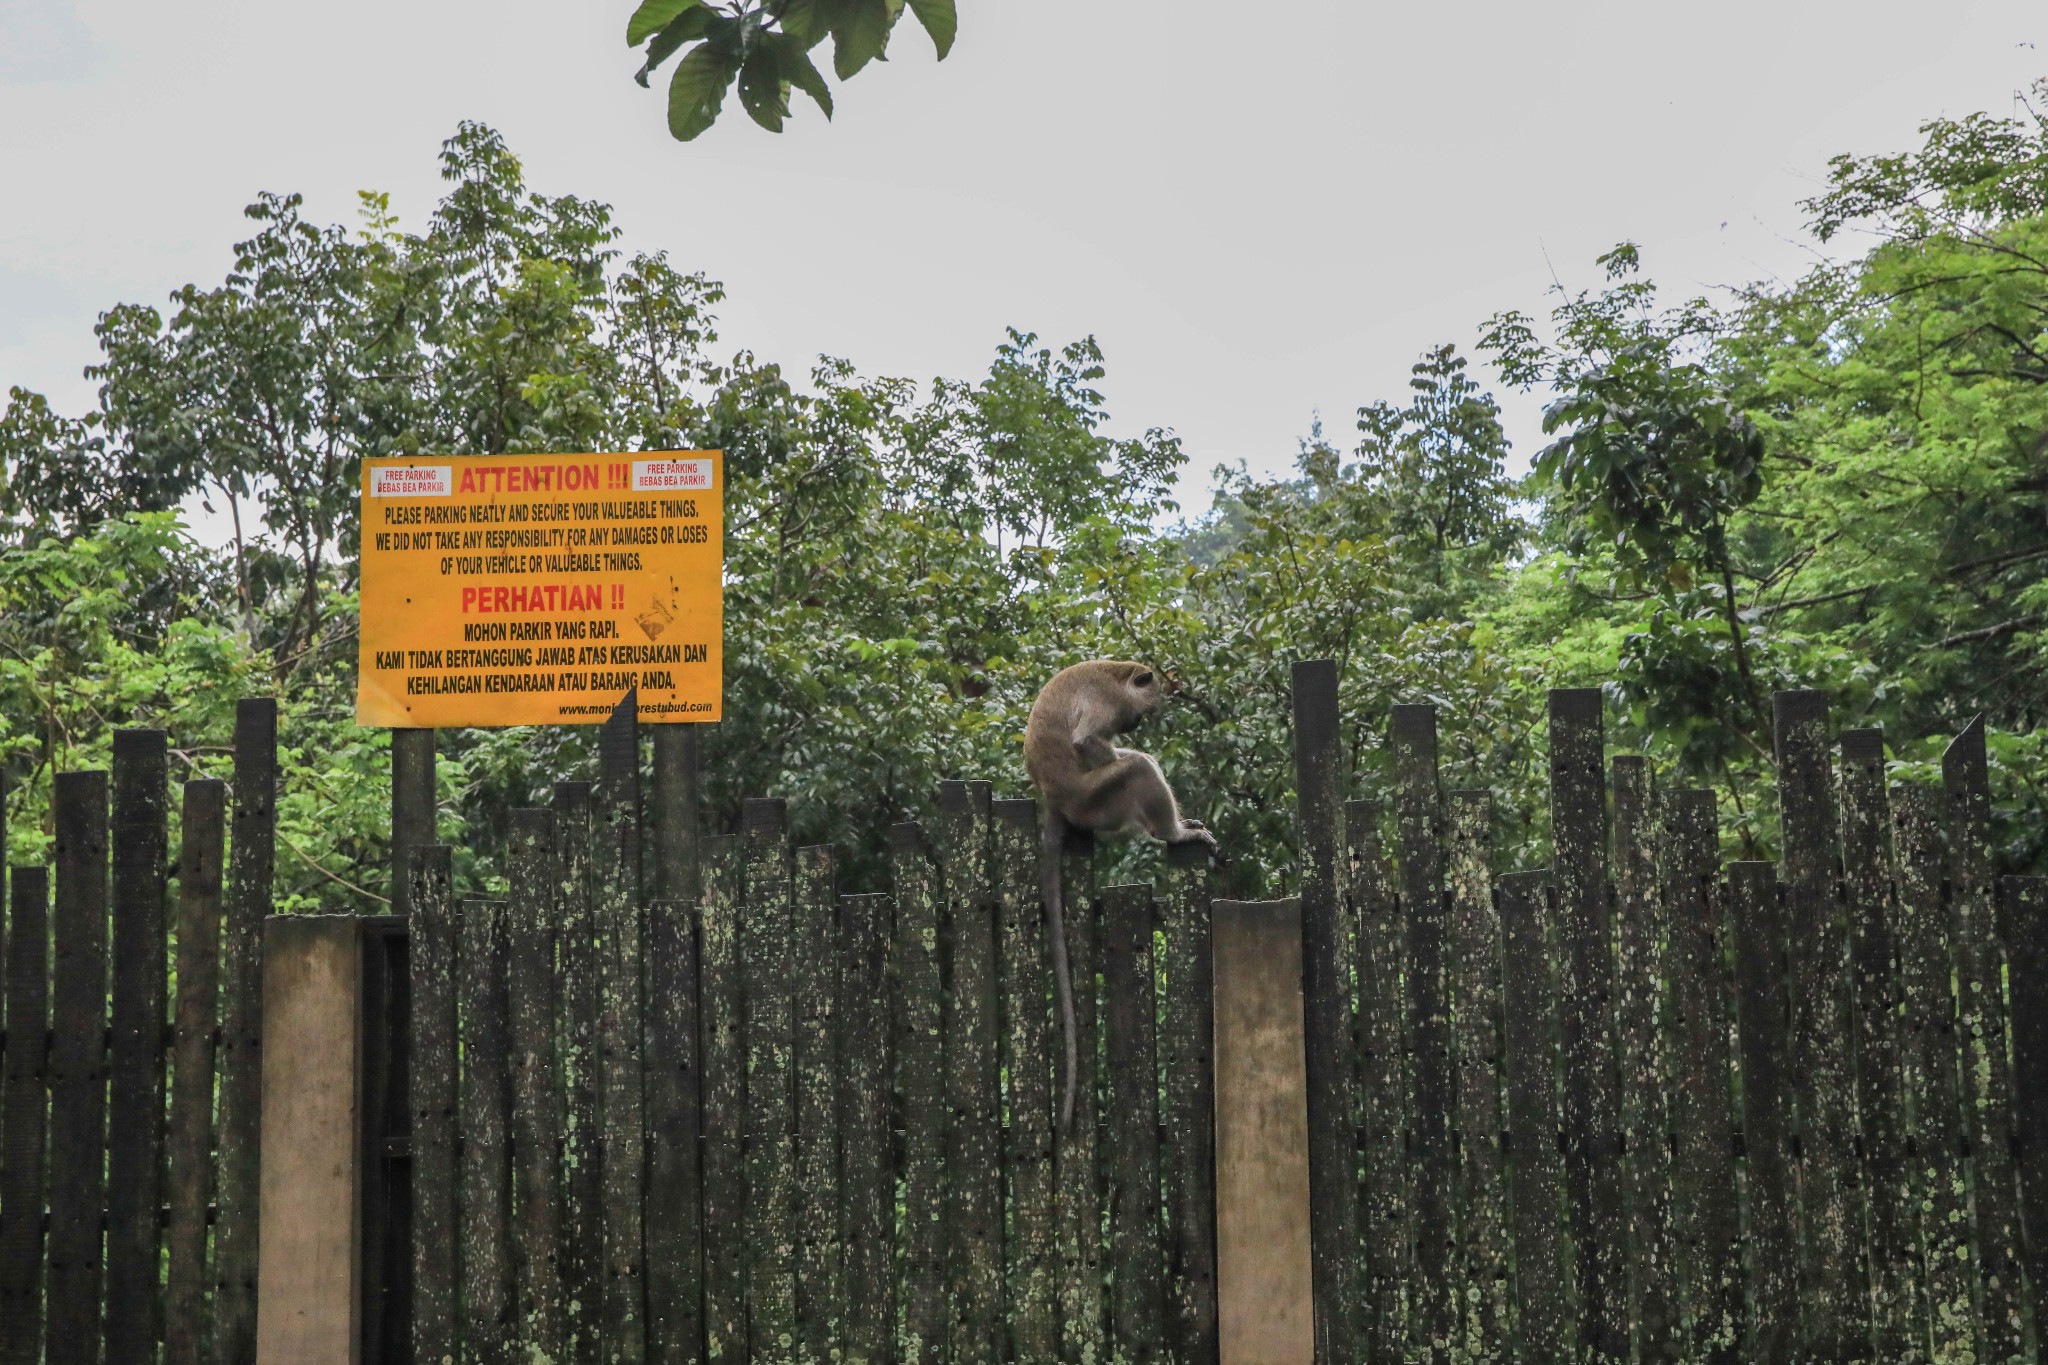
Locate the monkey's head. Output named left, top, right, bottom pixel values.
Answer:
left=1103, top=660, right=1169, bottom=732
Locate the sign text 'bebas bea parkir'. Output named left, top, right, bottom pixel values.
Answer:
left=356, top=452, right=724, bottom=727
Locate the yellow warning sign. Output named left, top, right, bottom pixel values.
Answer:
left=356, top=452, right=723, bottom=727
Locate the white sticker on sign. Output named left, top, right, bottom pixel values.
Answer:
left=370, top=465, right=454, bottom=497
left=633, top=458, right=718, bottom=492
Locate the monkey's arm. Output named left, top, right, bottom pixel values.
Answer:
left=1074, top=734, right=1118, bottom=772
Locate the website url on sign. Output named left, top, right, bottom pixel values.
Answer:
left=555, top=700, right=714, bottom=717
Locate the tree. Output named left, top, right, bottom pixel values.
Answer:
left=627, top=0, right=957, bottom=141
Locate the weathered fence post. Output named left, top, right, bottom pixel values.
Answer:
left=795, top=842, right=843, bottom=1361
left=1547, top=688, right=1626, bottom=1365
left=508, top=809, right=567, bottom=1361
left=838, top=890, right=896, bottom=1364
left=1393, top=701, right=1452, bottom=1361
left=1661, top=791, right=1738, bottom=1365
left=1497, top=872, right=1568, bottom=1365
left=2002, top=875, right=2048, bottom=1342
left=1611, top=757, right=1675, bottom=1361
left=217, top=696, right=277, bottom=1365
left=1729, top=861, right=1797, bottom=1359
left=408, top=845, right=459, bottom=1365
left=996, top=799, right=1058, bottom=1362
left=1162, top=839, right=1220, bottom=1365
left=645, top=886, right=704, bottom=1363
left=939, top=780, right=1002, bottom=1364
left=255, top=915, right=365, bottom=1365
left=699, top=834, right=747, bottom=1364
left=1893, top=787, right=1979, bottom=1364
left=742, top=797, right=796, bottom=1357
left=1447, top=790, right=1508, bottom=1362
left=1772, top=691, right=1859, bottom=1360
left=1943, top=719, right=2028, bottom=1360
left=894, top=817, right=948, bottom=1364
left=1344, top=798, right=1408, bottom=1364
left=1212, top=898, right=1314, bottom=1365
left=165, top=780, right=226, bottom=1365
left=1291, top=660, right=1357, bottom=1364
left=1839, top=729, right=1918, bottom=1358
left=105, top=729, right=169, bottom=1362
left=1104, top=882, right=1164, bottom=1363
left=0, top=866, right=50, bottom=1365
left=47, top=769, right=108, bottom=1365
left=391, top=727, right=435, bottom=916
left=598, top=693, right=648, bottom=1358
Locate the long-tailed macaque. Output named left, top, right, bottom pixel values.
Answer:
left=1025, top=660, right=1216, bottom=1130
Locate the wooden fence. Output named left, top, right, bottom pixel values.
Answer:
left=3, top=664, right=2048, bottom=1364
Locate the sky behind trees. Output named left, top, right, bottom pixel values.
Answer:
left=2, top=0, right=2043, bottom=502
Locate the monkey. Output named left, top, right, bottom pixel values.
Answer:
left=1025, top=659, right=1217, bottom=1132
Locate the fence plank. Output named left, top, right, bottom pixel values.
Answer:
left=47, top=770, right=109, bottom=1365
left=508, top=809, right=567, bottom=1362
left=1942, top=719, right=2027, bottom=1360
left=104, top=730, right=169, bottom=1362
left=1291, top=659, right=1358, bottom=1364
left=744, top=798, right=797, bottom=1359
left=1839, top=729, right=1917, bottom=1360
left=939, top=781, right=1003, bottom=1364
left=1054, top=826, right=1105, bottom=1365
left=893, top=819, right=947, bottom=1365
left=1547, top=687, right=1625, bottom=1364
left=409, top=847, right=459, bottom=1365
left=1661, top=791, right=1739, bottom=1365
left=1610, top=757, right=1675, bottom=1361
left=1771, top=691, right=1862, bottom=1359
left=699, top=835, right=747, bottom=1365
left=391, top=727, right=436, bottom=916
left=651, top=723, right=702, bottom=905
left=1447, top=790, right=1507, bottom=1363
left=838, top=892, right=894, bottom=1365
left=1103, top=883, right=1164, bottom=1363
left=165, top=780, right=225, bottom=1365
left=0, top=867, right=49, bottom=1365
left=2001, top=875, right=2048, bottom=1345
left=1729, top=862, right=1797, bottom=1360
left=215, top=696, right=275, bottom=1365
left=794, top=843, right=842, bottom=1363
left=1893, top=785, right=1979, bottom=1365
left=1162, top=840, right=1219, bottom=1365
left=598, top=695, right=648, bottom=1360
left=645, top=892, right=703, bottom=1365
left=553, top=779, right=604, bottom=1365
left=1344, top=798, right=1408, bottom=1364
left=995, top=800, right=1058, bottom=1364
left=461, top=897, right=516, bottom=1359
left=1393, top=702, right=1451, bottom=1360
left=1497, top=871, right=1567, bottom=1365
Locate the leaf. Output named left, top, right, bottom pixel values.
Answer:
left=830, top=0, right=892, bottom=80
left=667, top=42, right=739, bottom=141
left=905, top=0, right=954, bottom=58
left=737, top=47, right=790, bottom=133
left=778, top=0, right=830, bottom=47
left=774, top=37, right=834, bottom=118
left=627, top=0, right=703, bottom=46
left=634, top=7, right=713, bottom=86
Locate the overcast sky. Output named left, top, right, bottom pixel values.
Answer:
left=3, top=0, right=2044, bottom=519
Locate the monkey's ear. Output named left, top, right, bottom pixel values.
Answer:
left=1132, top=670, right=1155, bottom=688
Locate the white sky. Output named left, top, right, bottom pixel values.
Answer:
left=3, top=0, right=2044, bottom=524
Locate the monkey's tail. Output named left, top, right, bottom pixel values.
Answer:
left=1043, top=808, right=1079, bottom=1135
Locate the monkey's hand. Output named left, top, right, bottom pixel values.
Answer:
left=1176, top=821, right=1218, bottom=850
left=1074, top=734, right=1118, bottom=772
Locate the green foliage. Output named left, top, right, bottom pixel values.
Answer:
left=8, top=89, right=2048, bottom=905
left=629, top=0, right=956, bottom=142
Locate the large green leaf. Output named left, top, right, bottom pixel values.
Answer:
left=667, top=42, right=739, bottom=141
left=830, top=0, right=892, bottom=80
left=737, top=47, right=790, bottom=133
left=773, top=36, right=834, bottom=118
left=905, top=0, right=955, bottom=58
left=634, top=7, right=712, bottom=86
left=777, top=0, right=830, bottom=47
left=626, top=0, right=703, bottom=46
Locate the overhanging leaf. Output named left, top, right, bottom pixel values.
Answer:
left=737, top=47, right=790, bottom=133
left=905, top=0, right=955, bottom=58
left=635, top=7, right=713, bottom=85
left=778, top=0, right=830, bottom=47
left=667, top=42, right=739, bottom=141
left=627, top=0, right=703, bottom=46
left=774, top=37, right=834, bottom=118
left=830, top=0, right=892, bottom=80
